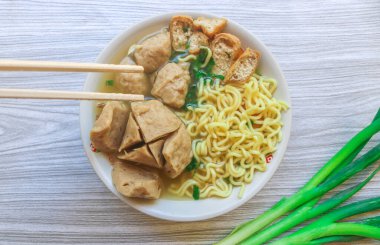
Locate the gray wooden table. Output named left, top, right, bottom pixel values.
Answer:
left=0, top=1, right=379, bottom=244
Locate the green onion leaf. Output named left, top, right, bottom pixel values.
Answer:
left=198, top=48, right=208, bottom=63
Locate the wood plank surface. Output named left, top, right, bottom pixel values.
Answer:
left=0, top=0, right=379, bottom=244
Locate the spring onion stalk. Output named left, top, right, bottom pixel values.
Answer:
left=240, top=166, right=379, bottom=245
left=331, top=108, right=380, bottom=173
left=273, top=223, right=380, bottom=245
left=294, top=197, right=380, bottom=232
left=301, top=116, right=380, bottom=191
left=310, top=235, right=362, bottom=245
left=240, top=111, right=380, bottom=244
left=219, top=143, right=380, bottom=245
left=217, top=116, right=380, bottom=245
left=309, top=235, right=362, bottom=244
left=308, top=216, right=380, bottom=244
left=240, top=109, right=380, bottom=244
left=246, top=137, right=377, bottom=243
left=271, top=198, right=380, bottom=244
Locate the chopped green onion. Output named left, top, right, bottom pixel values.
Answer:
left=193, top=185, right=200, bottom=200
left=198, top=47, right=208, bottom=63
left=185, top=157, right=198, bottom=172
left=211, top=74, right=225, bottom=80
left=105, top=79, right=114, bottom=86
left=185, top=40, right=190, bottom=50
left=183, top=48, right=216, bottom=109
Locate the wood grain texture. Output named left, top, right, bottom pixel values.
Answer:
left=0, top=0, right=379, bottom=244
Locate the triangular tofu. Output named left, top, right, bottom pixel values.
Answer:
left=148, top=139, right=165, bottom=168
left=131, top=100, right=181, bottom=143
left=90, top=101, right=129, bottom=153
left=163, top=124, right=193, bottom=178
left=118, top=144, right=161, bottom=169
left=119, top=113, right=143, bottom=152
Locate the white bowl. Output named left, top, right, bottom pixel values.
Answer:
left=80, top=12, right=292, bottom=222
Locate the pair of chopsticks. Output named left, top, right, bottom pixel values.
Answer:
left=0, top=59, right=145, bottom=101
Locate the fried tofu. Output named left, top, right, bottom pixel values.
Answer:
left=148, top=139, right=166, bottom=168
left=163, top=124, right=193, bottom=178
left=131, top=100, right=182, bottom=143
left=194, top=17, right=227, bottom=38
left=211, top=33, right=242, bottom=76
left=119, top=113, right=143, bottom=152
left=170, top=15, right=194, bottom=51
left=118, top=144, right=161, bottom=169
left=90, top=101, right=129, bottom=153
left=112, top=162, right=162, bottom=199
left=188, top=32, right=209, bottom=54
left=225, top=48, right=261, bottom=84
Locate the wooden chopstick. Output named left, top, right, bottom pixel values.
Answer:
left=0, top=88, right=144, bottom=101
left=0, top=60, right=144, bottom=73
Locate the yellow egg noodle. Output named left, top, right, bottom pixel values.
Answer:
left=170, top=74, right=289, bottom=199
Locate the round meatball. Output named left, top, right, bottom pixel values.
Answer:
left=134, top=32, right=171, bottom=73
left=151, top=63, right=190, bottom=109
left=115, top=72, right=151, bottom=95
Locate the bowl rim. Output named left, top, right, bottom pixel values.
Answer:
left=80, top=11, right=292, bottom=221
